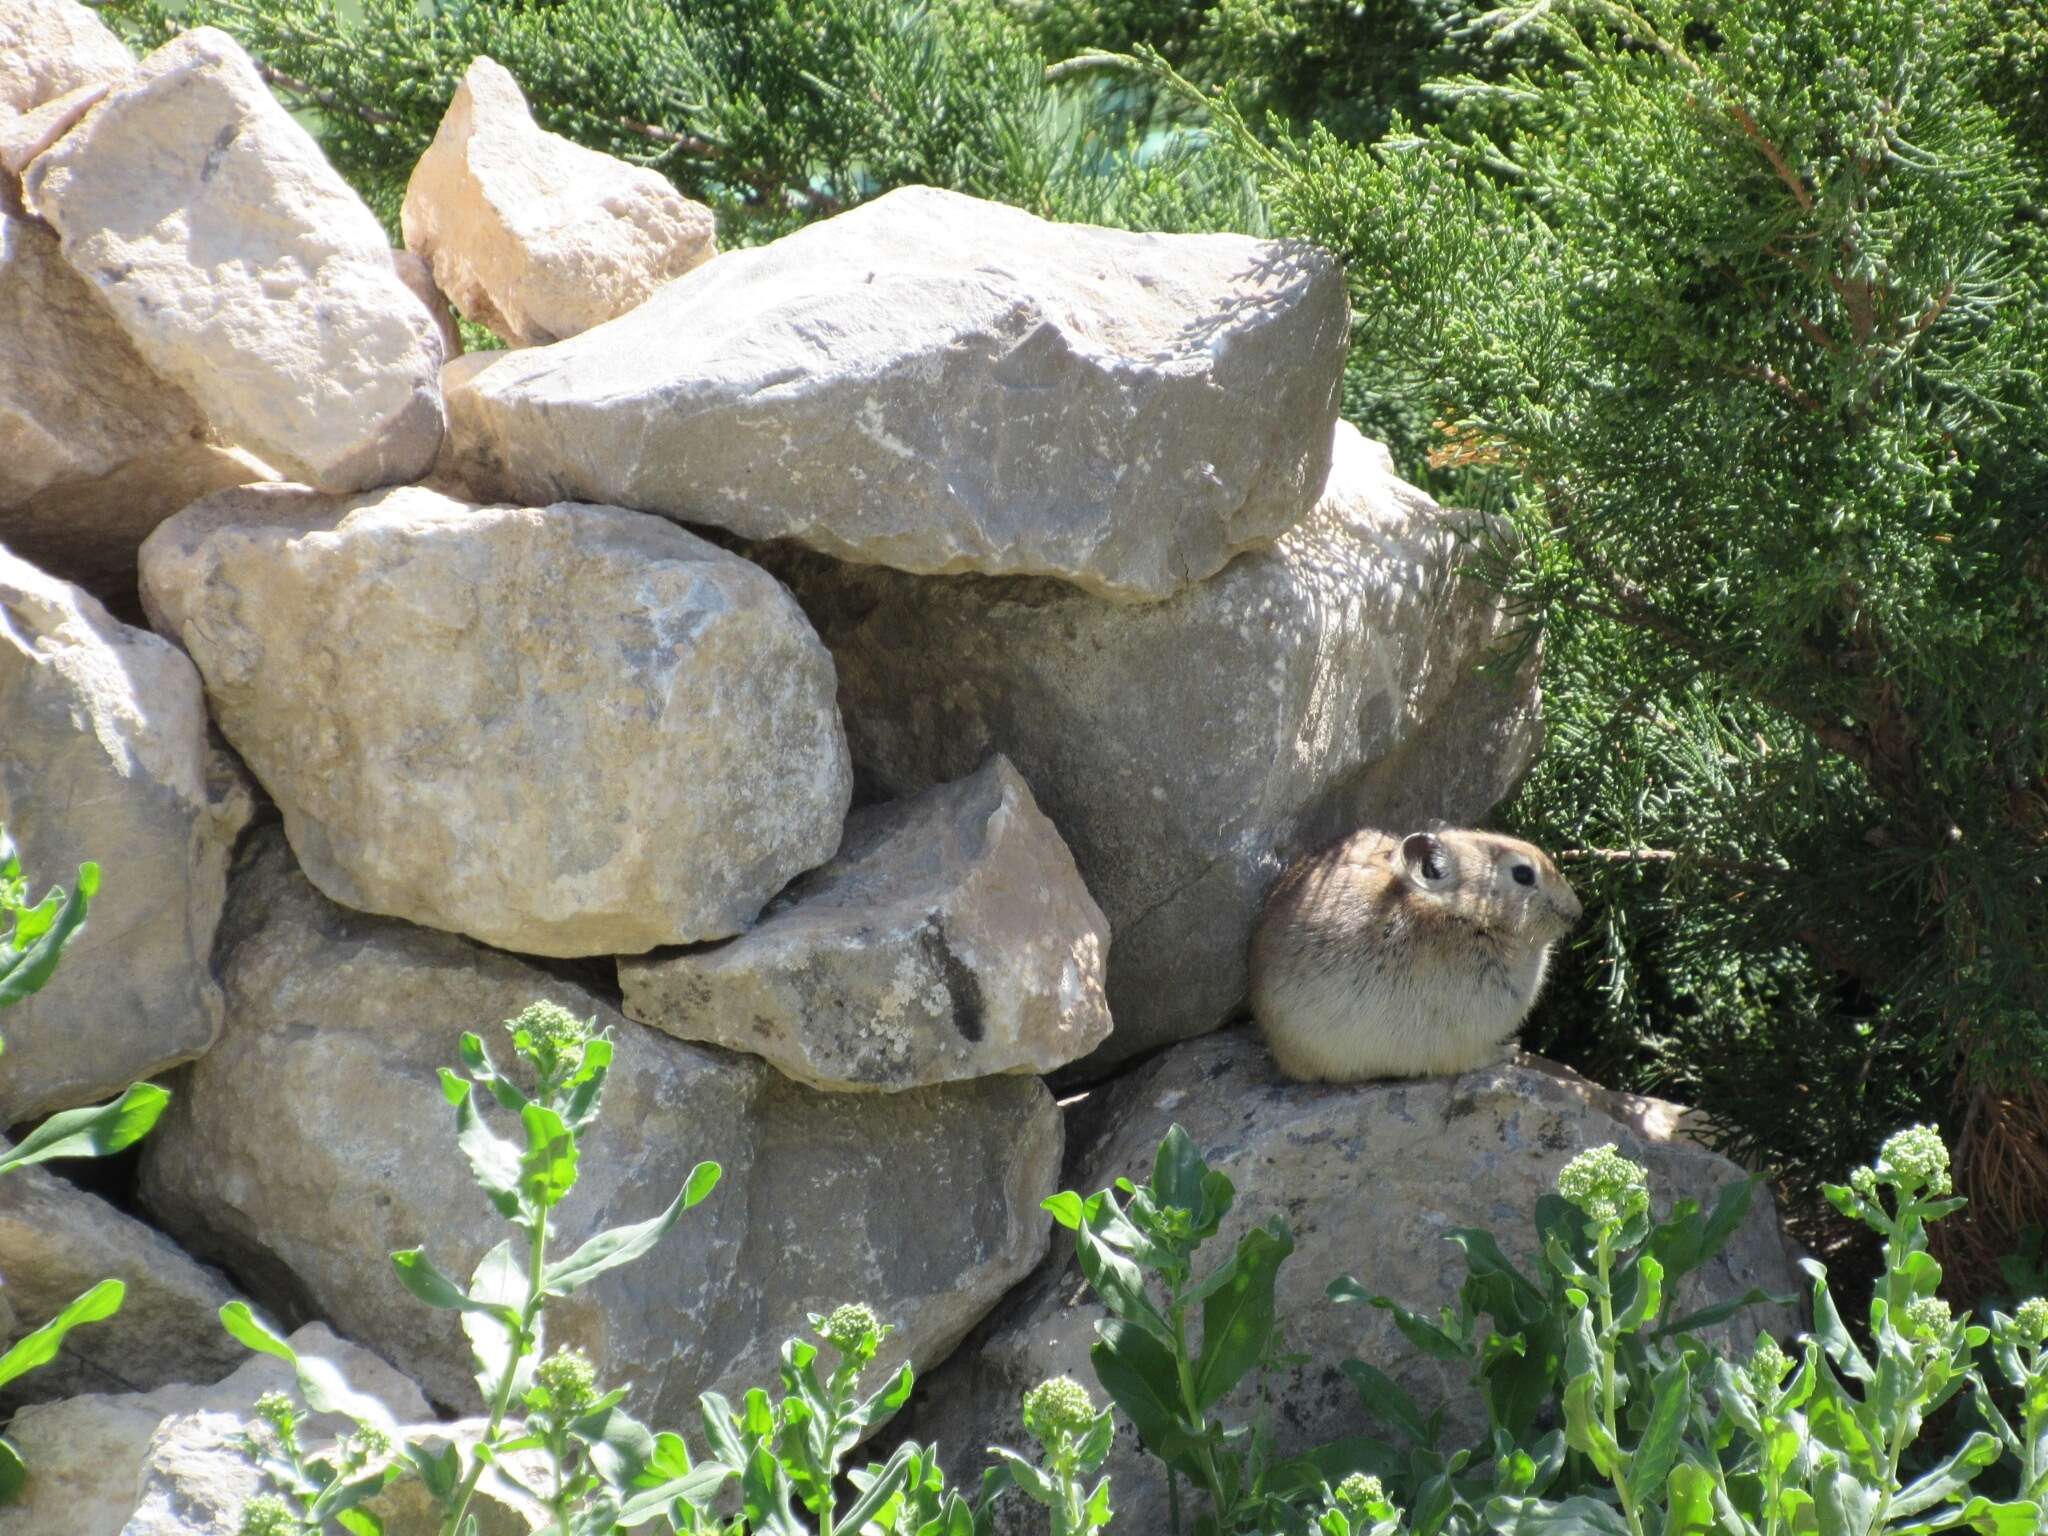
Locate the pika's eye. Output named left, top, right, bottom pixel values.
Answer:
left=1512, top=864, right=1537, bottom=886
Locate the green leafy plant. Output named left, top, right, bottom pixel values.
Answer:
left=0, top=831, right=170, bottom=1502
left=225, top=1004, right=1028, bottom=1536
left=991, top=1376, right=1115, bottom=1534
left=1336, top=1128, right=2048, bottom=1535
left=1043, top=1124, right=1303, bottom=1534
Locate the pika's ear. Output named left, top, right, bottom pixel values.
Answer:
left=1401, top=831, right=1452, bottom=886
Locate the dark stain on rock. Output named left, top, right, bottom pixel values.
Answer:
left=918, top=914, right=984, bottom=1043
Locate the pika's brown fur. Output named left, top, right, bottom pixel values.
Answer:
left=1248, top=826, right=1582, bottom=1082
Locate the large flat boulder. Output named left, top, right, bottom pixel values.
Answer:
left=140, top=484, right=851, bottom=957
left=622, top=754, right=1111, bottom=1090
left=0, top=1153, right=244, bottom=1411
left=2, top=1323, right=427, bottom=1536
left=0, top=549, right=251, bottom=1122
left=442, top=185, right=1348, bottom=601
left=137, top=832, right=1062, bottom=1427
left=762, top=423, right=1543, bottom=1067
left=20, top=28, right=445, bottom=492
left=401, top=56, right=717, bottom=347
left=900, top=1030, right=1798, bottom=1534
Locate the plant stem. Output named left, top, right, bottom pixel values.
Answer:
left=1596, top=1230, right=1648, bottom=1536
left=442, top=1217, right=549, bottom=1536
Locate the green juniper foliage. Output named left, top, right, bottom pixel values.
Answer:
left=1114, top=0, right=2048, bottom=1248
left=96, top=0, right=1256, bottom=247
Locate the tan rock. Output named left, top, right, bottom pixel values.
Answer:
left=140, top=483, right=850, bottom=956
left=762, top=422, right=1543, bottom=1068
left=0, top=78, right=107, bottom=174
left=0, top=548, right=252, bottom=1123
left=0, top=208, right=212, bottom=512
left=440, top=184, right=1347, bottom=600
left=2, top=1324, right=425, bottom=1536
left=138, top=832, right=1063, bottom=1428
left=21, top=28, right=446, bottom=492
left=0, top=1154, right=244, bottom=1410
left=902, top=1030, right=1799, bottom=1535
left=0, top=0, right=132, bottom=116
left=402, top=55, right=716, bottom=347
left=622, top=755, right=1113, bottom=1090
left=390, top=246, right=463, bottom=362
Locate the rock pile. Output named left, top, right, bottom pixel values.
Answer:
left=0, top=6, right=1790, bottom=1533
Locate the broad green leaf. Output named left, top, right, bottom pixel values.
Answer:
left=1614, top=1254, right=1664, bottom=1334
left=1480, top=1494, right=1634, bottom=1534
left=1150, top=1124, right=1210, bottom=1215
left=1043, top=1190, right=1088, bottom=1230
left=542, top=1161, right=720, bottom=1296
left=1091, top=1319, right=1191, bottom=1467
left=335, top=1510, right=383, bottom=1536
left=1369, top=1297, right=1468, bottom=1362
left=295, top=1353, right=401, bottom=1434
left=1660, top=1463, right=1717, bottom=1536
left=1341, top=1359, right=1433, bottom=1445
left=838, top=1441, right=917, bottom=1531
left=1074, top=1220, right=1169, bottom=1337
left=1890, top=1431, right=2000, bottom=1517
left=0, top=1082, right=169, bottom=1176
left=0, top=861, right=96, bottom=1011
left=458, top=1032, right=527, bottom=1112
left=517, top=1103, right=578, bottom=1208
left=1192, top=1220, right=1293, bottom=1407
left=1657, top=1286, right=1792, bottom=1338
left=220, top=1299, right=296, bottom=1363
left=390, top=1249, right=518, bottom=1323
left=613, top=1464, right=733, bottom=1525
left=1951, top=1495, right=2047, bottom=1535
left=461, top=1239, right=531, bottom=1405
left=0, top=1438, right=24, bottom=1504
left=573, top=1400, right=656, bottom=1489
left=0, top=1279, right=124, bottom=1389
left=989, top=1447, right=1056, bottom=1504
left=1630, top=1357, right=1690, bottom=1502
left=451, top=1086, right=523, bottom=1221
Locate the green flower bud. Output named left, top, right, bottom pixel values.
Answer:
left=1748, top=1331, right=1791, bottom=1389
left=1335, top=1472, right=1388, bottom=1515
left=238, top=1494, right=298, bottom=1536
left=1876, top=1125, right=1951, bottom=1195
left=351, top=1421, right=393, bottom=1460
left=2015, top=1296, right=2048, bottom=1343
left=818, top=1303, right=881, bottom=1355
left=1557, top=1144, right=1650, bottom=1225
left=1848, top=1165, right=1880, bottom=1198
left=535, top=1347, right=598, bottom=1412
left=506, top=1001, right=593, bottom=1077
left=1904, top=1296, right=1952, bottom=1339
left=253, top=1391, right=296, bottom=1438
left=1022, top=1376, right=1098, bottom=1447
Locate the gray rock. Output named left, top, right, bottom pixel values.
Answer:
left=0, top=548, right=251, bottom=1122
left=0, top=1323, right=425, bottom=1536
left=139, top=483, right=851, bottom=958
left=621, top=754, right=1112, bottom=1090
left=901, top=1030, right=1798, bottom=1534
left=442, top=185, right=1348, bottom=601
left=21, top=28, right=446, bottom=492
left=137, top=831, right=1062, bottom=1428
left=763, top=423, right=1543, bottom=1068
left=0, top=1154, right=244, bottom=1410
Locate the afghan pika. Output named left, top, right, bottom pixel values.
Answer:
left=1248, top=826, right=1583, bottom=1083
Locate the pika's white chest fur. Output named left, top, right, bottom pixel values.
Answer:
left=1248, top=825, right=1581, bottom=1083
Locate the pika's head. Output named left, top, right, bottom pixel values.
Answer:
left=1395, top=828, right=1582, bottom=941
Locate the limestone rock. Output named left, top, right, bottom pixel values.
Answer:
left=0, top=79, right=108, bottom=174
left=901, top=1030, right=1799, bottom=1535
left=401, top=55, right=717, bottom=347
left=623, top=755, right=1111, bottom=1090
left=442, top=184, right=1347, bottom=601
left=21, top=28, right=445, bottom=492
left=0, top=549, right=252, bottom=1122
left=390, top=247, right=463, bottom=363
left=137, top=832, right=1062, bottom=1427
left=1, top=1323, right=426, bottom=1536
left=0, top=1155, right=244, bottom=1410
left=763, top=423, right=1543, bottom=1067
left=0, top=0, right=132, bottom=117
left=139, top=484, right=850, bottom=957
left=0, top=207, right=268, bottom=620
